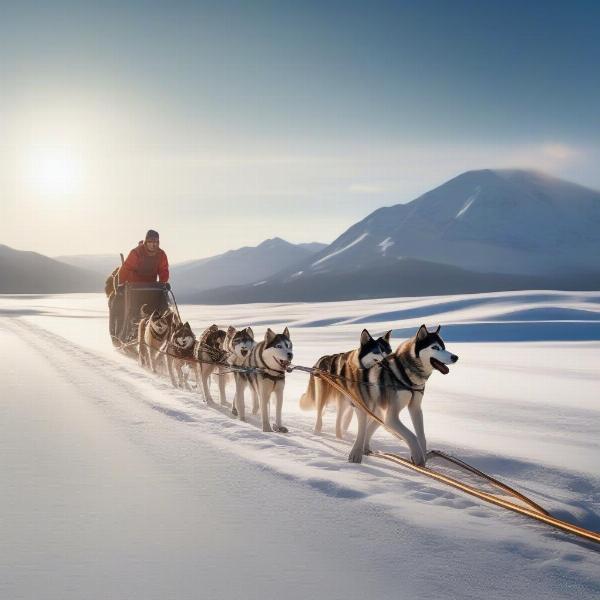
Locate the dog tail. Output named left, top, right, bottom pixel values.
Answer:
left=299, top=375, right=316, bottom=410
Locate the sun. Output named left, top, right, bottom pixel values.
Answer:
left=27, top=147, right=84, bottom=196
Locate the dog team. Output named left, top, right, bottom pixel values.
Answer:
left=114, top=230, right=459, bottom=464
left=136, top=304, right=458, bottom=465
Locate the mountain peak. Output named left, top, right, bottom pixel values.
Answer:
left=257, top=237, right=291, bottom=249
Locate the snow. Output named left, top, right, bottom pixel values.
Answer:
left=311, top=232, right=369, bottom=267
left=455, top=186, right=480, bottom=219
left=1, top=290, right=600, bottom=599
left=378, top=237, right=395, bottom=255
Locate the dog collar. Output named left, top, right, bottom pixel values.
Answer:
left=261, top=366, right=286, bottom=381
left=384, top=360, right=425, bottom=392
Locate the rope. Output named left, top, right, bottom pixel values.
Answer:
left=119, top=333, right=268, bottom=376
left=315, top=370, right=600, bottom=546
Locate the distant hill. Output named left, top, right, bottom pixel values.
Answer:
left=54, top=254, right=121, bottom=276
left=185, top=258, right=600, bottom=304
left=181, top=169, right=600, bottom=303
left=0, top=245, right=101, bottom=293
left=171, top=238, right=326, bottom=299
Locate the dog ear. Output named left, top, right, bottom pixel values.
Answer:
left=245, top=327, right=254, bottom=339
left=209, top=323, right=218, bottom=331
left=416, top=324, right=428, bottom=341
left=435, top=325, right=441, bottom=333
left=283, top=326, right=290, bottom=339
left=227, top=325, right=236, bottom=335
left=383, top=330, right=392, bottom=343
left=360, top=329, right=373, bottom=345
left=264, top=328, right=276, bottom=344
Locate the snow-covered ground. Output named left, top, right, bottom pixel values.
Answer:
left=1, top=290, right=599, bottom=599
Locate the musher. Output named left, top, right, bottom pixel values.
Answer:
left=119, top=229, right=170, bottom=284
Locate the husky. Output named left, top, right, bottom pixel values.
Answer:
left=235, top=327, right=293, bottom=432
left=223, top=326, right=258, bottom=417
left=299, top=329, right=392, bottom=438
left=137, top=305, right=178, bottom=373
left=162, top=321, right=196, bottom=389
left=193, top=324, right=229, bottom=405
left=348, top=325, right=458, bottom=465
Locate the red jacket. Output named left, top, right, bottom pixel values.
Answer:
left=119, top=242, right=169, bottom=284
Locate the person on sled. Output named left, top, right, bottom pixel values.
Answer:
left=119, top=229, right=170, bottom=285
left=107, top=230, right=170, bottom=345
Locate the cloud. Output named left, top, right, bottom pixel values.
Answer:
left=540, top=143, right=579, bottom=161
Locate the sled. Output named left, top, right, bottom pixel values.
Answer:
left=108, top=281, right=174, bottom=348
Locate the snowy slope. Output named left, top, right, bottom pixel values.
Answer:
left=183, top=170, right=600, bottom=303
left=298, top=169, right=600, bottom=276
left=1, top=291, right=599, bottom=599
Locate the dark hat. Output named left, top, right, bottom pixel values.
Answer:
left=145, top=229, right=160, bottom=241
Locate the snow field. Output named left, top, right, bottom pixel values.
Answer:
left=1, top=290, right=599, bottom=598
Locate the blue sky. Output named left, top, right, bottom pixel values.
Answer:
left=1, top=0, right=599, bottom=261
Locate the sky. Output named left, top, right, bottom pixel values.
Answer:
left=1, top=0, right=599, bottom=262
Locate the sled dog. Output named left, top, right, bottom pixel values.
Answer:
left=299, top=329, right=392, bottom=438
left=138, top=306, right=178, bottom=373
left=162, top=321, right=196, bottom=389
left=235, top=327, right=293, bottom=432
left=193, top=324, right=228, bottom=404
left=223, top=326, right=258, bottom=416
left=348, top=325, right=458, bottom=465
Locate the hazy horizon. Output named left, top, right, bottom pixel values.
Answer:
left=2, top=1, right=600, bottom=262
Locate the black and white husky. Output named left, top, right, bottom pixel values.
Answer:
left=348, top=325, right=458, bottom=465
left=161, top=321, right=196, bottom=390
left=223, top=326, right=258, bottom=417
left=299, top=329, right=392, bottom=438
left=235, top=327, right=293, bottom=432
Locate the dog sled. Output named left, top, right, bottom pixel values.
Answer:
left=108, top=280, right=176, bottom=348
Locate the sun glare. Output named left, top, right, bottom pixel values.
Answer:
left=27, top=147, right=84, bottom=195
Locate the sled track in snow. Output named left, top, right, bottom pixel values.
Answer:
left=4, top=317, right=600, bottom=548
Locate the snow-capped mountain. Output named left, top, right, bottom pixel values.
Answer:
left=182, top=169, right=600, bottom=303
left=0, top=244, right=101, bottom=293
left=298, top=169, right=600, bottom=277
left=171, top=238, right=326, bottom=298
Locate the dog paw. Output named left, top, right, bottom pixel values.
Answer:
left=411, top=453, right=426, bottom=467
left=363, top=447, right=373, bottom=456
left=231, top=407, right=238, bottom=416
left=272, top=424, right=288, bottom=433
left=348, top=449, right=363, bottom=463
